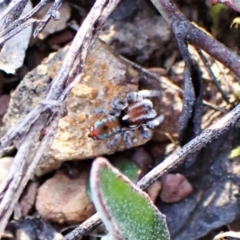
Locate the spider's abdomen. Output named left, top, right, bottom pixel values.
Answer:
left=124, top=99, right=157, bottom=126
left=88, top=116, right=121, bottom=140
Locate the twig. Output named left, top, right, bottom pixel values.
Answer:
left=120, top=55, right=183, bottom=93
left=196, top=48, right=230, bottom=104
left=214, top=60, right=238, bottom=98
left=0, top=101, right=61, bottom=155
left=0, top=18, right=42, bottom=47
left=0, top=0, right=28, bottom=29
left=0, top=0, right=50, bottom=48
left=0, top=0, right=121, bottom=236
left=33, top=0, right=63, bottom=37
left=64, top=214, right=102, bottom=240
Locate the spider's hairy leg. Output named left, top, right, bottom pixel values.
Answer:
left=146, top=115, right=164, bottom=129
left=110, top=97, right=127, bottom=116
left=126, top=90, right=160, bottom=103
left=107, top=133, right=121, bottom=148
left=90, top=109, right=109, bottom=115
left=123, top=130, right=135, bottom=149
left=139, top=125, right=152, bottom=139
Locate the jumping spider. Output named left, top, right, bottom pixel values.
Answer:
left=88, top=90, right=164, bottom=148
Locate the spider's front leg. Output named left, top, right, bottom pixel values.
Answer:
left=107, top=129, right=135, bottom=149
left=109, top=97, right=128, bottom=116
left=139, top=125, right=152, bottom=139
left=139, top=114, right=164, bottom=139
left=145, top=115, right=164, bottom=129
left=126, top=90, right=160, bottom=103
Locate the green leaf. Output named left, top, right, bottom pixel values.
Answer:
left=112, top=157, right=139, bottom=182
left=90, top=157, right=170, bottom=240
left=87, top=157, right=139, bottom=200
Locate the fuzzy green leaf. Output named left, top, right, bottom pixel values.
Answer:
left=112, top=157, right=139, bottom=182
left=90, top=157, right=170, bottom=240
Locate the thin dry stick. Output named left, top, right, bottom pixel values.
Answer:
left=64, top=214, right=102, bottom=240
left=196, top=48, right=230, bottom=103
left=119, top=55, right=183, bottom=93
left=0, top=18, right=41, bottom=47
left=33, top=0, right=63, bottom=37
left=64, top=102, right=240, bottom=239
left=0, top=0, right=51, bottom=47
left=0, top=0, right=121, bottom=236
left=0, top=0, right=28, bottom=28
left=0, top=101, right=60, bottom=155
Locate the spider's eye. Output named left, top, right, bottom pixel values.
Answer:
left=102, top=125, right=108, bottom=131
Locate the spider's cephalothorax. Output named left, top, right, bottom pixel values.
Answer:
left=88, top=113, right=134, bottom=148
left=88, top=90, right=164, bottom=148
left=88, top=115, right=121, bottom=140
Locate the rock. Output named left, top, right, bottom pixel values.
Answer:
left=36, top=168, right=95, bottom=224
left=100, top=0, right=171, bottom=63
left=2, top=40, right=156, bottom=175
left=160, top=173, right=193, bottom=203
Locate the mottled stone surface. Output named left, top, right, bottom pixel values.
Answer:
left=100, top=0, right=171, bottom=63
left=2, top=40, right=155, bottom=175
